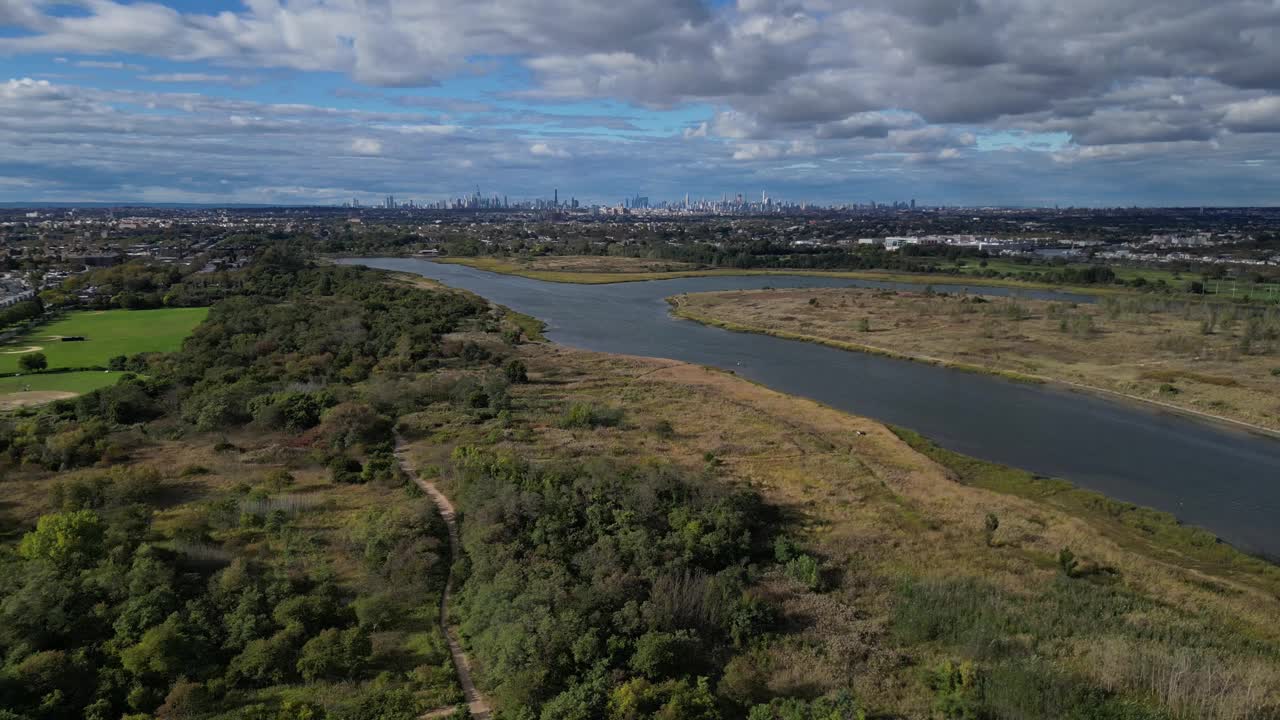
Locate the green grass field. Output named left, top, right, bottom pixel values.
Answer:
left=0, top=307, right=208, bottom=374
left=0, top=371, right=124, bottom=397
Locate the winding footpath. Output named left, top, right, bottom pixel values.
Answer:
left=394, top=437, right=492, bottom=720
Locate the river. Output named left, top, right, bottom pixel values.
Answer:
left=342, top=258, right=1280, bottom=559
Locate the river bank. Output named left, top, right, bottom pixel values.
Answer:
left=435, top=255, right=1137, bottom=296
left=406, top=333, right=1280, bottom=717
left=668, top=287, right=1280, bottom=437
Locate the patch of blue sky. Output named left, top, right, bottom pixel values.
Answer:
left=975, top=130, right=1071, bottom=152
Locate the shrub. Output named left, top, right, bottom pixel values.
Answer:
left=328, top=455, right=363, bottom=484
left=784, top=554, right=822, bottom=591
left=18, top=352, right=48, bottom=372
left=1058, top=547, right=1078, bottom=577
left=264, top=469, right=295, bottom=491
left=652, top=419, right=675, bottom=439
left=559, top=402, right=623, bottom=429
left=929, top=660, right=982, bottom=720
left=503, top=358, right=529, bottom=384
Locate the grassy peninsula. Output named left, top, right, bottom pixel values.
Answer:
left=669, top=286, right=1280, bottom=433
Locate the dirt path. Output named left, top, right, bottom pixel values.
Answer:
left=394, top=437, right=492, bottom=720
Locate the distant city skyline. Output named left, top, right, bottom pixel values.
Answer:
left=2, top=1, right=1280, bottom=206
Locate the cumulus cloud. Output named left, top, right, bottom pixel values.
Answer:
left=1222, top=97, right=1280, bottom=133
left=2, top=0, right=1280, bottom=203
left=3, top=0, right=1279, bottom=153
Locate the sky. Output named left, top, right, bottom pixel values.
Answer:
left=1, top=0, right=1279, bottom=207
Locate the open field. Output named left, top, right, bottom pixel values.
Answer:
left=399, top=341, right=1280, bottom=718
left=0, top=370, right=123, bottom=406
left=670, top=287, right=1280, bottom=432
left=0, top=307, right=209, bottom=374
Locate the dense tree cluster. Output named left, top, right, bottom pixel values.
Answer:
left=0, top=253, right=506, bottom=718
left=448, top=448, right=786, bottom=719
left=0, top=462, right=447, bottom=719
left=1, top=252, right=492, bottom=472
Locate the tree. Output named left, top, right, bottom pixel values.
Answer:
left=504, top=359, right=529, bottom=384
left=121, top=614, right=192, bottom=679
left=18, top=351, right=47, bottom=372
left=18, top=510, right=106, bottom=571
left=296, top=627, right=371, bottom=682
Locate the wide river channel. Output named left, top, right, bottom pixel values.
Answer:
left=343, top=258, right=1280, bottom=559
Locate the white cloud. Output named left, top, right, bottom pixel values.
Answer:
left=530, top=142, right=569, bottom=158
left=140, top=73, right=258, bottom=86
left=348, top=137, right=383, bottom=156
left=1222, top=97, right=1280, bottom=133
left=76, top=60, right=147, bottom=71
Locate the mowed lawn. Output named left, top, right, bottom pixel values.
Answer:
left=0, top=307, right=208, bottom=374
left=0, top=371, right=123, bottom=396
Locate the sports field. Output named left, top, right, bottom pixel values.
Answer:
left=0, top=307, right=208, bottom=374
left=0, top=371, right=124, bottom=408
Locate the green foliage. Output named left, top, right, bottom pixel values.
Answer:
left=983, top=513, right=999, bottom=546
left=784, top=554, right=822, bottom=591
left=18, top=351, right=47, bottom=372
left=504, top=358, right=529, bottom=383
left=18, top=509, right=105, bottom=571
left=449, top=447, right=768, bottom=716
left=296, top=626, right=372, bottom=682
left=249, top=390, right=333, bottom=431
left=930, top=660, right=982, bottom=719
left=748, top=690, right=864, bottom=720
left=339, top=687, right=421, bottom=720
left=1058, top=547, right=1078, bottom=578
left=559, top=401, right=624, bottom=429
left=608, top=676, right=721, bottom=720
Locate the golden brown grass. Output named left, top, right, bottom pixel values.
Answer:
left=436, top=255, right=1136, bottom=293
left=671, top=288, right=1280, bottom=432
left=397, top=340, right=1280, bottom=717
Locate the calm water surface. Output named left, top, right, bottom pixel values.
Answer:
left=343, top=258, right=1280, bottom=559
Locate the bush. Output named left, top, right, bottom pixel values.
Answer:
left=784, top=554, right=822, bottom=591
left=930, top=660, right=982, bottom=720
left=559, top=402, right=624, bottom=429
left=264, top=469, right=295, bottom=491
left=328, top=455, right=363, bottom=484
left=319, top=402, right=392, bottom=449
left=18, top=352, right=48, bottom=372
left=1058, top=547, right=1078, bottom=577
left=504, top=358, right=529, bottom=383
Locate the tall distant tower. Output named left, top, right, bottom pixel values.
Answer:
left=911, top=198, right=916, bottom=210
left=554, top=188, right=558, bottom=207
